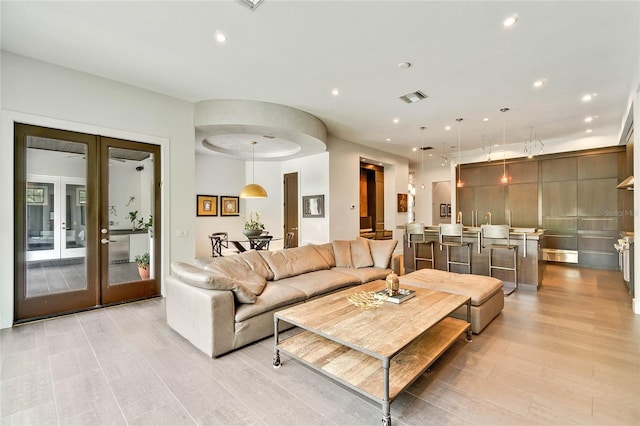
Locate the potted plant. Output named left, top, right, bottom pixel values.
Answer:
left=243, top=211, right=265, bottom=237
left=128, top=211, right=153, bottom=232
left=134, top=252, right=150, bottom=279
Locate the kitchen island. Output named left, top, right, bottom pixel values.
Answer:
left=403, top=226, right=545, bottom=291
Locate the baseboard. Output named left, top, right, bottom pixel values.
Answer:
left=633, top=297, right=640, bottom=315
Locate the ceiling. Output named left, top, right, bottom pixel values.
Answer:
left=2, top=1, right=638, bottom=162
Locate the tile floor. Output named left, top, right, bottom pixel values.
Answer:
left=1, top=264, right=638, bottom=425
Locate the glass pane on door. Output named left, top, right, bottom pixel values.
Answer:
left=25, top=137, right=88, bottom=298
left=107, top=147, right=155, bottom=285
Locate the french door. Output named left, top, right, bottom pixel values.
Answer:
left=14, top=124, right=161, bottom=321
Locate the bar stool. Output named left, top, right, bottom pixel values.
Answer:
left=481, top=224, right=517, bottom=295
left=439, top=223, right=472, bottom=273
left=406, top=223, right=434, bottom=270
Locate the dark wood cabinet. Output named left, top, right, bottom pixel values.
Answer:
left=459, top=146, right=627, bottom=270
left=507, top=183, right=538, bottom=227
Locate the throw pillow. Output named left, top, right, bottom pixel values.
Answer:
left=368, top=238, right=398, bottom=268
left=332, top=240, right=352, bottom=268
left=205, top=257, right=267, bottom=297
left=236, top=250, right=275, bottom=281
left=351, top=237, right=374, bottom=268
left=259, top=246, right=330, bottom=280
left=311, top=243, right=336, bottom=267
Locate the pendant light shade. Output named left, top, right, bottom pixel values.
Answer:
left=240, top=141, right=268, bottom=198
left=456, top=118, right=464, bottom=188
left=239, top=183, right=268, bottom=198
left=419, top=126, right=426, bottom=189
left=500, top=108, right=510, bottom=184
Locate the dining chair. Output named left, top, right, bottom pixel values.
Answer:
left=248, top=235, right=273, bottom=250
left=209, top=232, right=239, bottom=257
left=284, top=232, right=295, bottom=249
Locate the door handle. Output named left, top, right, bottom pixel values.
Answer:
left=101, top=238, right=115, bottom=244
left=290, top=227, right=298, bottom=231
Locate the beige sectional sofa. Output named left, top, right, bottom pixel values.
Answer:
left=166, top=238, right=400, bottom=357
left=398, top=268, right=504, bottom=333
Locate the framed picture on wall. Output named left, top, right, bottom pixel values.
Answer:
left=302, top=195, right=324, bottom=218
left=220, top=196, right=240, bottom=216
left=447, top=204, right=452, bottom=217
left=397, top=193, right=408, bottom=213
left=439, top=204, right=447, bottom=217
left=197, top=195, right=218, bottom=216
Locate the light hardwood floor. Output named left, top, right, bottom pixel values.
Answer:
left=1, top=263, right=638, bottom=425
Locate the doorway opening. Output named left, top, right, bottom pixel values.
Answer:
left=359, top=162, right=384, bottom=236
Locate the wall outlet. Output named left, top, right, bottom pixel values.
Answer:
left=176, top=230, right=188, bottom=237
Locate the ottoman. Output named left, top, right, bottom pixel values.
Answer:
left=399, top=268, right=504, bottom=333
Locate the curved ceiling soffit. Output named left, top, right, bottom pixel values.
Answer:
left=195, top=99, right=328, bottom=160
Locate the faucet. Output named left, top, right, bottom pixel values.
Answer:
left=457, top=211, right=463, bottom=224
left=485, top=212, right=492, bottom=225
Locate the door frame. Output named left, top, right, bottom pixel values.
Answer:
left=13, top=123, right=162, bottom=321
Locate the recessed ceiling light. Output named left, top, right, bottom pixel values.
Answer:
left=584, top=116, right=594, bottom=123
left=412, top=147, right=417, bottom=152
left=385, top=138, right=391, bottom=142
left=215, top=31, right=227, bottom=43
left=533, top=80, right=544, bottom=88
left=331, top=88, right=340, bottom=96
left=393, top=118, right=400, bottom=124
left=378, top=162, right=383, bottom=166
left=585, top=129, right=593, bottom=133
left=503, top=14, right=518, bottom=27
left=397, top=62, right=412, bottom=69
left=428, top=153, right=433, bottom=157
left=445, top=126, right=451, bottom=131
left=582, top=94, right=592, bottom=102
left=482, top=118, right=489, bottom=122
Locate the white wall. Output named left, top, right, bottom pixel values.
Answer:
left=327, top=136, right=409, bottom=243
left=283, top=152, right=330, bottom=245
left=411, top=157, right=452, bottom=226
left=0, top=51, right=195, bottom=328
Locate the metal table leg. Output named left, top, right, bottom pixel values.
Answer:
left=381, top=358, right=391, bottom=426
left=273, top=317, right=281, bottom=368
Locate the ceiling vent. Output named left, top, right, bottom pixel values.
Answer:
left=420, top=146, right=434, bottom=151
left=399, top=90, right=428, bottom=104
left=238, top=0, right=264, bottom=11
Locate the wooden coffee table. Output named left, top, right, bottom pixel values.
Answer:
left=273, top=280, right=471, bottom=425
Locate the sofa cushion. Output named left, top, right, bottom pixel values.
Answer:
left=259, top=245, right=330, bottom=280
left=311, top=243, right=336, bottom=267
left=204, top=257, right=267, bottom=298
left=236, top=250, right=274, bottom=281
left=235, top=283, right=307, bottom=322
left=399, top=269, right=503, bottom=306
left=276, top=269, right=361, bottom=299
left=367, top=238, right=398, bottom=268
left=351, top=238, right=374, bottom=268
left=332, top=240, right=352, bottom=267
left=171, top=261, right=257, bottom=304
left=331, top=267, right=391, bottom=284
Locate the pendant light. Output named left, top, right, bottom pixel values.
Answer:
left=239, top=141, right=268, bottom=198
left=500, top=107, right=510, bottom=184
left=455, top=118, right=464, bottom=188
left=420, top=126, right=426, bottom=189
